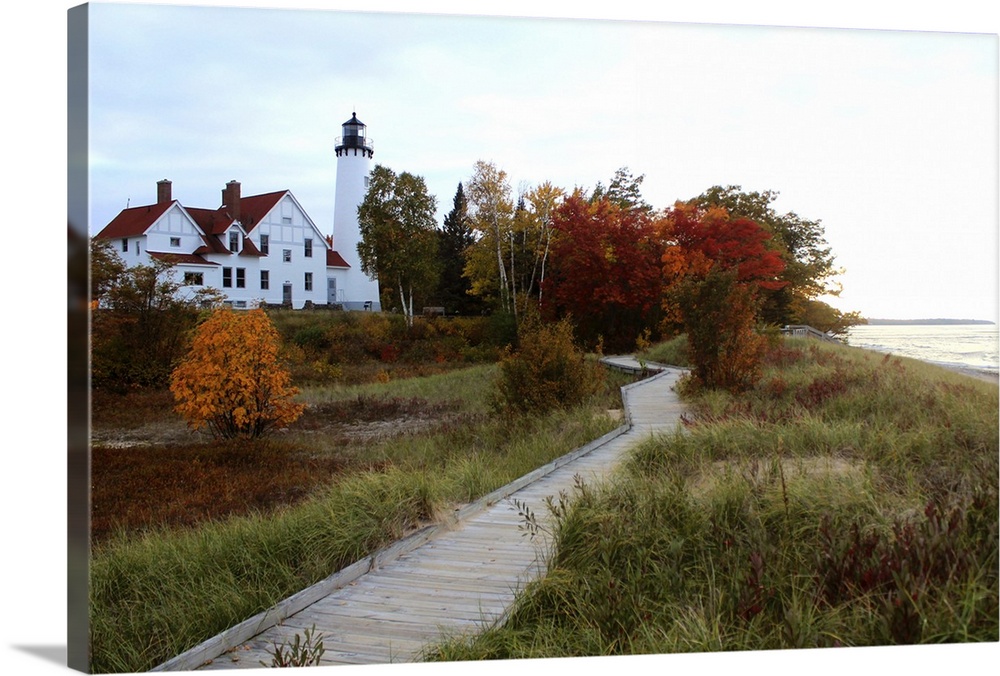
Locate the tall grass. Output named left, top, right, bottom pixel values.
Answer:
left=298, top=362, right=495, bottom=413
left=426, top=339, right=998, bottom=661
left=89, top=364, right=633, bottom=673
left=637, top=333, right=689, bottom=367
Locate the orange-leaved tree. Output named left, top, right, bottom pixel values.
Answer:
left=170, top=307, right=304, bottom=439
left=661, top=202, right=787, bottom=392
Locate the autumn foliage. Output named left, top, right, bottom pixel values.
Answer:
left=662, top=203, right=786, bottom=290
left=491, top=312, right=604, bottom=415
left=170, top=307, right=305, bottom=439
left=542, top=192, right=664, bottom=351
left=662, top=202, right=786, bottom=392
left=675, top=268, right=768, bottom=392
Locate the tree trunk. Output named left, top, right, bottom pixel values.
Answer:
left=398, top=279, right=410, bottom=327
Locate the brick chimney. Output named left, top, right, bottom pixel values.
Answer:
left=222, top=180, right=241, bottom=221
left=157, top=179, right=172, bottom=204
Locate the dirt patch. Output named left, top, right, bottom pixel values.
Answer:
left=688, top=455, right=863, bottom=498
left=91, top=393, right=465, bottom=448
left=89, top=392, right=471, bottom=545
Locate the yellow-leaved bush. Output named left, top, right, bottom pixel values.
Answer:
left=170, top=307, right=304, bottom=439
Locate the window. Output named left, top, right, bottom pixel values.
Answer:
left=234, top=300, right=247, bottom=309
left=282, top=216, right=292, bottom=224
left=304, top=272, right=313, bottom=291
left=121, top=238, right=128, bottom=252
left=183, top=272, right=204, bottom=286
left=259, top=234, right=269, bottom=255
left=222, top=267, right=232, bottom=288
left=170, top=236, right=181, bottom=248
left=283, top=249, right=292, bottom=263
left=260, top=270, right=269, bottom=290
left=304, top=238, right=313, bottom=258
left=229, top=231, right=239, bottom=253
left=236, top=268, right=245, bottom=288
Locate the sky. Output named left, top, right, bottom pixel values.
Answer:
left=2, top=3, right=999, bottom=676
left=78, top=1, right=999, bottom=322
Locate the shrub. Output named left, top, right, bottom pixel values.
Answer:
left=291, top=324, right=331, bottom=352
left=677, top=268, right=766, bottom=393
left=170, top=308, right=305, bottom=439
left=491, top=315, right=604, bottom=415
left=90, top=239, right=208, bottom=391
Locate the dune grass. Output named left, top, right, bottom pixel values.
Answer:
left=89, top=363, right=634, bottom=674
left=425, top=339, right=998, bottom=661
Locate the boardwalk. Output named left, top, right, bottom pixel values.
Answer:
left=155, top=358, right=687, bottom=670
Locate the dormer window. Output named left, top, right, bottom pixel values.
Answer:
left=229, top=231, right=239, bottom=253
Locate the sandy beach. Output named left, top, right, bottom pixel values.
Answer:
left=942, top=364, right=999, bottom=385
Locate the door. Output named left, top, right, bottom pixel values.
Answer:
left=282, top=283, right=292, bottom=307
left=327, top=277, right=338, bottom=305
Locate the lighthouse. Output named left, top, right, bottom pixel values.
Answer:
left=332, top=112, right=381, bottom=311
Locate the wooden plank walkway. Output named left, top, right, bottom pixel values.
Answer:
left=155, top=359, right=687, bottom=671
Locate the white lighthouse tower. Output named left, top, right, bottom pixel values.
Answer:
left=332, top=112, right=381, bottom=311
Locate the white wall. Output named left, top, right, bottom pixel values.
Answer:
left=333, top=150, right=382, bottom=310
left=125, top=194, right=336, bottom=309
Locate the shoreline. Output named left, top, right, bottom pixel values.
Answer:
left=942, top=363, right=1000, bottom=385
left=845, top=341, right=998, bottom=385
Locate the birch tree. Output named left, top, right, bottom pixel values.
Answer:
left=463, top=160, right=515, bottom=315
left=357, top=165, right=440, bottom=327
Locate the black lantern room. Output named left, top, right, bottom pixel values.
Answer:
left=335, top=112, right=374, bottom=157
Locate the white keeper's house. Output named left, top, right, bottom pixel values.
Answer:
left=95, top=113, right=382, bottom=311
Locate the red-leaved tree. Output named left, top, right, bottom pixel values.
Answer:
left=541, top=192, right=665, bottom=352
left=661, top=202, right=787, bottom=391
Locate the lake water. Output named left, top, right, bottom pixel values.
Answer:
left=846, top=324, right=999, bottom=376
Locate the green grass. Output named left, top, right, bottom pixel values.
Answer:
left=424, top=339, right=998, bottom=661
left=298, top=362, right=495, bottom=413
left=637, top=333, right=690, bottom=367
left=89, top=363, right=634, bottom=673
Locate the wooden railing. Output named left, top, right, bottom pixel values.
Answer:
left=780, top=324, right=840, bottom=343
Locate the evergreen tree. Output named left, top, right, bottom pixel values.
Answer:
left=437, top=182, right=482, bottom=315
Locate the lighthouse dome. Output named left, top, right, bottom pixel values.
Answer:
left=335, top=112, right=373, bottom=155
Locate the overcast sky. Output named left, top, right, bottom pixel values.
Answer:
left=80, top=1, right=999, bottom=322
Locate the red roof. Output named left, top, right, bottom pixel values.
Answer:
left=97, top=188, right=294, bottom=249
left=148, top=251, right=219, bottom=266
left=186, top=206, right=234, bottom=236
left=96, top=201, right=175, bottom=239
left=327, top=250, right=351, bottom=268
left=239, top=236, right=263, bottom=257
left=236, top=191, right=287, bottom=232
left=196, top=233, right=231, bottom=255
